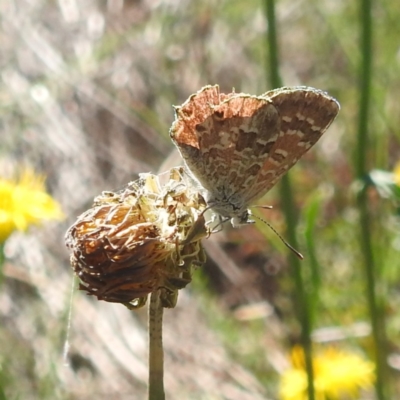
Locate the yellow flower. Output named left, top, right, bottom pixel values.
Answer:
left=0, top=168, right=64, bottom=243
left=394, top=162, right=400, bottom=187
left=279, top=346, right=375, bottom=400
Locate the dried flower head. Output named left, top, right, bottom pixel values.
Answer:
left=65, top=167, right=208, bottom=309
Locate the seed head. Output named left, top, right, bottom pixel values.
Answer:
left=65, top=168, right=208, bottom=309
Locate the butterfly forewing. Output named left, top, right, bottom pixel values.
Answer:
left=171, top=87, right=281, bottom=199
left=196, top=96, right=280, bottom=198
left=171, top=85, right=221, bottom=150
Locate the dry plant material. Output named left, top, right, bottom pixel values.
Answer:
left=65, top=167, right=208, bottom=309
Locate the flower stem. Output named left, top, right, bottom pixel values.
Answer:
left=356, top=0, right=387, bottom=398
left=263, top=1, right=315, bottom=399
left=148, top=290, right=165, bottom=400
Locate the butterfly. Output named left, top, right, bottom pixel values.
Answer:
left=170, top=85, right=340, bottom=227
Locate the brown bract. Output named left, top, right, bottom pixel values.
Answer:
left=65, top=168, right=207, bottom=309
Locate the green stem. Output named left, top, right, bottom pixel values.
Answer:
left=264, top=0, right=282, bottom=88
left=279, top=177, right=315, bottom=400
left=148, top=291, right=165, bottom=400
left=356, top=0, right=387, bottom=398
left=263, top=1, right=315, bottom=399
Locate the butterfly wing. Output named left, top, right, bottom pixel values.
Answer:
left=243, top=86, right=340, bottom=203
left=170, top=86, right=281, bottom=203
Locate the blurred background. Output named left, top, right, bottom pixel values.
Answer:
left=1, top=0, right=399, bottom=399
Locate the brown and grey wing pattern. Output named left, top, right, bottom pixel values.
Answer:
left=244, top=87, right=340, bottom=203
left=170, top=85, right=221, bottom=190
left=170, top=86, right=281, bottom=197
left=193, top=95, right=280, bottom=197
left=170, top=85, right=340, bottom=214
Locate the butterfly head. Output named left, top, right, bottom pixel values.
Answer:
left=205, top=191, right=254, bottom=227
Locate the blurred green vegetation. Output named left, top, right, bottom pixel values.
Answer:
left=1, top=0, right=400, bottom=399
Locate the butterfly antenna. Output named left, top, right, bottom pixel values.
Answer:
left=252, top=205, right=274, bottom=210
left=253, top=214, right=304, bottom=260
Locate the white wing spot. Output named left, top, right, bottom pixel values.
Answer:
left=275, top=149, right=289, bottom=158
left=262, top=133, right=279, bottom=146
left=218, top=131, right=231, bottom=146
left=260, top=170, right=276, bottom=178
left=269, top=158, right=281, bottom=166
left=296, top=113, right=306, bottom=121
left=212, top=143, right=230, bottom=150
